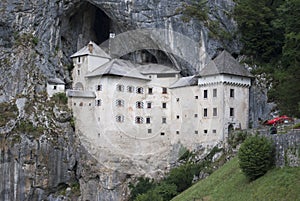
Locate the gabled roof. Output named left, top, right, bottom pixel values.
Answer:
left=169, top=75, right=198, bottom=89
left=66, top=90, right=96, bottom=98
left=48, top=78, right=65, bottom=85
left=138, top=63, right=180, bottom=75
left=199, top=51, right=252, bottom=77
left=85, top=59, right=150, bottom=80
left=70, top=41, right=111, bottom=59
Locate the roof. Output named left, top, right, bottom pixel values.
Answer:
left=48, top=78, right=65, bottom=85
left=138, top=63, right=180, bottom=74
left=66, top=90, right=96, bottom=98
left=169, top=76, right=198, bottom=89
left=70, top=41, right=111, bottom=59
left=199, top=51, right=252, bottom=77
left=85, top=59, right=150, bottom=80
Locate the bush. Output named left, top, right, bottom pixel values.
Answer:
left=129, top=177, right=156, bottom=201
left=238, top=135, right=275, bottom=181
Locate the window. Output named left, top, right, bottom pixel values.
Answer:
left=230, top=108, right=234, bottom=117
left=176, top=131, right=180, bottom=135
left=146, top=117, right=151, bottom=124
left=194, top=114, right=198, bottom=118
left=160, top=132, right=165, bottom=136
left=96, top=85, right=102, bottom=91
left=96, top=99, right=101, bottom=106
left=136, top=101, right=144, bottom=109
left=147, top=102, right=152, bottom=108
left=77, top=57, right=81, bottom=63
left=116, top=115, right=124, bottom=123
left=162, top=102, right=167, bottom=108
left=204, top=129, right=208, bottom=134
left=116, top=99, right=124, bottom=107
left=162, top=117, right=167, bottom=124
left=77, top=70, right=80, bottom=75
left=230, top=89, right=234, bottom=98
left=176, top=115, right=180, bottom=119
left=135, top=116, right=143, bottom=124
left=148, top=87, right=153, bottom=94
left=148, top=129, right=152, bottom=134
left=213, top=129, right=217, bottom=134
left=204, top=90, right=208, bottom=98
left=213, top=108, right=217, bottom=116
left=176, top=98, right=180, bottom=102
left=204, top=108, right=208, bottom=117
left=195, top=130, right=198, bottom=134
left=53, top=85, right=57, bottom=90
left=136, top=87, right=144, bottom=94
left=79, top=102, right=83, bottom=106
left=127, top=86, right=134, bottom=93
left=116, top=84, right=124, bottom=92
left=213, top=88, right=217, bottom=97
left=195, top=96, right=198, bottom=99
left=162, top=87, right=167, bottom=94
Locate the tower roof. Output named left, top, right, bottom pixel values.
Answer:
left=70, top=41, right=111, bottom=59
left=85, top=59, right=150, bottom=80
left=199, top=51, right=252, bottom=77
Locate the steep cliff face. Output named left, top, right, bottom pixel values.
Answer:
left=0, top=0, right=270, bottom=200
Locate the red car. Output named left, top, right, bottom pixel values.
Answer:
left=263, top=115, right=293, bottom=125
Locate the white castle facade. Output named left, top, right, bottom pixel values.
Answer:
left=66, top=41, right=252, bottom=159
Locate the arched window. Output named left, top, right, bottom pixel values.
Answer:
left=136, top=101, right=144, bottom=109
left=116, top=84, right=124, bottom=92
left=116, top=115, right=124, bottom=123
left=136, top=87, right=144, bottom=94
left=135, top=116, right=143, bottom=124
left=116, top=99, right=125, bottom=107
left=74, top=82, right=84, bottom=90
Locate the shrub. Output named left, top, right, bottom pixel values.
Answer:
left=238, top=135, right=275, bottom=181
left=129, top=177, right=156, bottom=201
left=51, top=92, right=68, bottom=105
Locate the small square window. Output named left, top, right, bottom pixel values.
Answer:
left=148, top=88, right=153, bottom=94
left=213, top=108, right=217, bottom=116
left=194, top=114, right=198, bottom=118
left=160, top=132, right=165, bottom=136
left=195, top=96, right=198, bottom=99
left=230, top=89, right=234, bottom=98
left=213, top=129, right=217, bottom=134
left=230, top=108, right=234, bottom=117
left=204, top=108, right=208, bottom=117
left=162, top=87, right=167, bottom=94
left=162, top=117, right=167, bottom=124
left=176, top=98, right=180, bottom=102
left=146, top=117, right=151, bottom=124
left=204, top=129, right=208, bottom=134
left=147, top=102, right=152, bottom=108
left=116, top=84, right=124, bottom=92
left=96, top=99, right=101, bottom=106
left=162, top=102, right=167, bottom=108
left=53, top=85, right=57, bottom=90
left=176, top=131, right=180, bottom=134
left=136, top=87, right=144, bottom=94
left=77, top=70, right=80, bottom=75
left=116, top=115, right=124, bottom=123
left=96, top=85, right=102, bottom=91
left=127, top=86, right=134, bottom=93
left=148, top=129, right=152, bottom=134
left=204, top=90, right=208, bottom=98
left=136, top=101, right=144, bottom=109
left=195, top=130, right=198, bottom=134
left=176, top=115, right=180, bottom=119
left=135, top=116, right=143, bottom=124
left=213, top=88, right=217, bottom=97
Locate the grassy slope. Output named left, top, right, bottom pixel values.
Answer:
left=172, top=157, right=300, bottom=201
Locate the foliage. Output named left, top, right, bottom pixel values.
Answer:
left=228, top=131, right=248, bottom=148
left=171, top=157, right=300, bottom=201
left=129, top=177, right=156, bottom=201
left=238, top=135, right=275, bottom=181
left=233, top=0, right=300, bottom=117
left=0, top=102, right=18, bottom=127
left=51, top=92, right=68, bottom=105
left=135, top=190, right=163, bottom=201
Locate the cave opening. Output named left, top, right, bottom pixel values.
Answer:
left=61, top=1, right=112, bottom=58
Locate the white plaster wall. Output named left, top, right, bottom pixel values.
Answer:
left=88, top=55, right=110, bottom=72
left=46, top=84, right=65, bottom=98
left=198, top=74, right=251, bottom=86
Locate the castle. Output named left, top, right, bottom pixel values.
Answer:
left=66, top=41, right=252, bottom=155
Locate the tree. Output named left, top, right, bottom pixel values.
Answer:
left=238, top=135, right=275, bottom=181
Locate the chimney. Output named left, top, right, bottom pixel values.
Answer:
left=88, top=42, right=93, bottom=53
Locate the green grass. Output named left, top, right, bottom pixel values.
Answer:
left=172, top=157, right=300, bottom=201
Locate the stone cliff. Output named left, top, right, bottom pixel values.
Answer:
left=0, top=0, right=272, bottom=200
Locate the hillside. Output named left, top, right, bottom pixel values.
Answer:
left=172, top=157, right=300, bottom=201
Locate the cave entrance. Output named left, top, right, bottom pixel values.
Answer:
left=61, top=1, right=112, bottom=56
